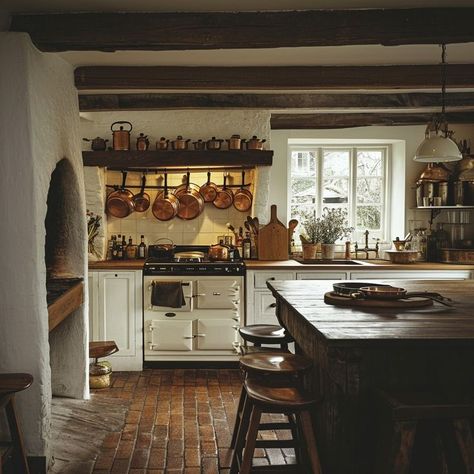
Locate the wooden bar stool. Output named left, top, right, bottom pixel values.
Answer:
left=0, top=373, right=33, bottom=474
left=374, top=389, right=474, bottom=474
left=239, top=324, right=294, bottom=352
left=231, top=352, right=312, bottom=450
left=230, top=378, right=322, bottom=474
left=89, top=341, right=118, bottom=389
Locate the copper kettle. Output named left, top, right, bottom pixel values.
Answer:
left=83, top=136, right=108, bottom=151
left=111, top=121, right=132, bottom=151
left=208, top=242, right=230, bottom=261
left=246, top=135, right=266, bottom=151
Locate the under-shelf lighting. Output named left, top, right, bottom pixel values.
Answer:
left=414, top=44, right=462, bottom=163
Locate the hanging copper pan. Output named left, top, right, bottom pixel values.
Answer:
left=233, top=171, right=253, bottom=212
left=175, top=172, right=204, bottom=220
left=199, top=171, right=218, bottom=202
left=213, top=174, right=233, bottom=209
left=152, top=173, right=179, bottom=221
left=106, top=171, right=135, bottom=218
left=133, top=175, right=151, bottom=212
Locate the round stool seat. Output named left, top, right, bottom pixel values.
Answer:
left=244, top=379, right=316, bottom=409
left=239, top=324, right=294, bottom=345
left=0, top=373, right=33, bottom=395
left=240, top=352, right=312, bottom=375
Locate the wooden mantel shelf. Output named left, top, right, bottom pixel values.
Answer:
left=47, top=278, right=84, bottom=332
left=82, top=150, right=273, bottom=168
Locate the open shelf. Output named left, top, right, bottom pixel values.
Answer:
left=47, top=278, right=84, bottom=332
left=415, top=206, right=474, bottom=209
left=82, top=150, right=273, bottom=168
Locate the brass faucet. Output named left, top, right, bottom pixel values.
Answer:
left=354, top=230, right=380, bottom=259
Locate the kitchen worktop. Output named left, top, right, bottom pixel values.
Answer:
left=88, top=259, right=474, bottom=270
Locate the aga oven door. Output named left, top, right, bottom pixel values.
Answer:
left=195, top=279, right=240, bottom=309
left=195, top=319, right=238, bottom=350
left=149, top=320, right=193, bottom=351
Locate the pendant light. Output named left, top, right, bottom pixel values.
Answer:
left=413, top=44, right=462, bottom=163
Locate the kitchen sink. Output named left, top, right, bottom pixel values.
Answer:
left=297, top=259, right=363, bottom=265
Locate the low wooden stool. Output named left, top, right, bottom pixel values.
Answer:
left=230, top=378, right=322, bottom=474
left=89, top=341, right=118, bottom=389
left=374, top=390, right=474, bottom=474
left=0, top=373, right=33, bottom=474
left=239, top=324, right=294, bottom=352
left=231, top=352, right=312, bottom=450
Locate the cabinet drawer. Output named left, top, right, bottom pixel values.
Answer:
left=350, top=271, right=471, bottom=280
left=254, top=272, right=294, bottom=289
left=254, top=291, right=279, bottom=325
left=296, top=272, right=347, bottom=280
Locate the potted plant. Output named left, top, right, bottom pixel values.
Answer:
left=300, top=208, right=353, bottom=260
left=87, top=210, right=102, bottom=261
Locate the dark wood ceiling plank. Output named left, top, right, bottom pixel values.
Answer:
left=270, top=112, right=474, bottom=129
left=74, top=65, right=474, bottom=90
left=78, top=92, right=474, bottom=111
left=11, top=9, right=474, bottom=52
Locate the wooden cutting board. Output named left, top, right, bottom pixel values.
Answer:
left=324, top=292, right=433, bottom=308
left=258, top=205, right=288, bottom=260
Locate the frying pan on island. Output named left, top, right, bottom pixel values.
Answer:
left=351, top=286, right=454, bottom=306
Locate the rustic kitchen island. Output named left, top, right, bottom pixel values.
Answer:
left=267, top=279, right=474, bottom=474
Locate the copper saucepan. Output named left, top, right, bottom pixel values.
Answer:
left=106, top=171, right=135, bottom=218
left=199, top=171, right=218, bottom=202
left=233, top=171, right=253, bottom=212
left=133, top=175, right=151, bottom=213
left=213, top=174, right=233, bottom=209
left=175, top=172, right=204, bottom=220
left=152, top=173, right=179, bottom=221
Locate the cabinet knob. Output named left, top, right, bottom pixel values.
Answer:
left=266, top=277, right=276, bottom=282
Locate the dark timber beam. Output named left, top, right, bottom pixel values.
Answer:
left=78, top=92, right=474, bottom=112
left=11, top=8, right=474, bottom=52
left=74, top=65, right=474, bottom=90
left=270, top=112, right=474, bottom=129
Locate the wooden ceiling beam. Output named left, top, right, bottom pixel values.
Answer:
left=270, top=112, right=474, bottom=129
left=74, top=65, right=474, bottom=90
left=11, top=8, right=474, bottom=52
left=78, top=92, right=474, bottom=112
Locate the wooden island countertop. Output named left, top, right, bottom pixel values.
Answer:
left=267, top=279, right=474, bottom=473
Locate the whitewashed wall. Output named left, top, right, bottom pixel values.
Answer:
left=0, top=33, right=87, bottom=465
left=82, top=110, right=272, bottom=250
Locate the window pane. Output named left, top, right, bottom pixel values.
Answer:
left=291, top=151, right=316, bottom=177
left=356, top=178, right=383, bottom=204
left=323, top=150, right=350, bottom=177
left=323, top=178, right=348, bottom=204
left=357, top=150, right=383, bottom=176
left=356, top=205, right=382, bottom=230
left=290, top=177, right=316, bottom=219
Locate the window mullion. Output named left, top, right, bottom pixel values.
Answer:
left=351, top=147, right=358, bottom=237
left=316, top=148, right=323, bottom=217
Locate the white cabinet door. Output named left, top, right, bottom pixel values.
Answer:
left=97, top=271, right=142, bottom=370
left=196, top=319, right=237, bottom=350
left=196, top=280, right=241, bottom=309
left=88, top=271, right=99, bottom=341
left=296, top=271, right=347, bottom=280
left=254, top=291, right=279, bottom=325
left=150, top=320, right=193, bottom=351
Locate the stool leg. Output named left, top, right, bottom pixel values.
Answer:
left=230, top=385, right=246, bottom=449
left=5, top=397, right=30, bottom=474
left=230, top=394, right=253, bottom=474
left=240, top=405, right=262, bottom=474
left=297, top=410, right=322, bottom=474
left=452, top=419, right=474, bottom=474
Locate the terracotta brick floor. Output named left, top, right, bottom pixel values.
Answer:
left=90, top=369, right=295, bottom=473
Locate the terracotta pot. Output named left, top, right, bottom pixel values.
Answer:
left=302, top=243, right=318, bottom=260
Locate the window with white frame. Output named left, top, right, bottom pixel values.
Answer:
left=289, top=145, right=390, bottom=244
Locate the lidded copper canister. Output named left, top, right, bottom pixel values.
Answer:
left=111, top=121, right=133, bottom=151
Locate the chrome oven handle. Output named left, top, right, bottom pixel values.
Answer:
left=193, top=293, right=206, bottom=297
left=195, top=333, right=206, bottom=337
left=183, top=336, right=195, bottom=339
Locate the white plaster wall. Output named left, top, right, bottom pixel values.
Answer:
left=81, top=110, right=273, bottom=241
left=271, top=124, right=474, bottom=239
left=0, top=33, right=87, bottom=462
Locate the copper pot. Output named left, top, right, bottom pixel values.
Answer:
left=199, top=171, right=218, bottom=202
left=226, top=134, right=243, bottom=151
left=193, top=139, right=206, bottom=150
left=152, top=173, right=179, bottom=221
left=111, top=121, right=132, bottom=151
left=133, top=175, right=151, bottom=212
left=175, top=172, right=204, bottom=220
left=233, top=171, right=253, bottom=212
left=136, top=133, right=149, bottom=151
left=418, top=163, right=451, bottom=182
left=246, top=135, right=266, bottom=151
left=83, top=137, right=108, bottom=151
left=156, top=137, right=169, bottom=150
left=208, top=243, right=230, bottom=261
left=213, top=175, right=233, bottom=209
left=206, top=137, right=224, bottom=150
left=171, top=135, right=191, bottom=150
left=106, top=171, right=135, bottom=218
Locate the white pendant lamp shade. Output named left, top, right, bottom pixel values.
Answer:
left=414, top=134, right=463, bottom=163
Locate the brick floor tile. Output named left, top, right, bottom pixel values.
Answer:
left=110, top=458, right=130, bottom=474
left=166, top=456, right=184, bottom=470
left=102, top=431, right=121, bottom=449
left=184, top=447, right=200, bottom=467
left=148, top=448, right=166, bottom=469
left=201, top=457, right=219, bottom=474
left=94, top=448, right=116, bottom=470
left=218, top=448, right=233, bottom=469
left=130, top=448, right=150, bottom=469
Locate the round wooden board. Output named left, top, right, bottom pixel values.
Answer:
left=324, top=291, right=434, bottom=308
